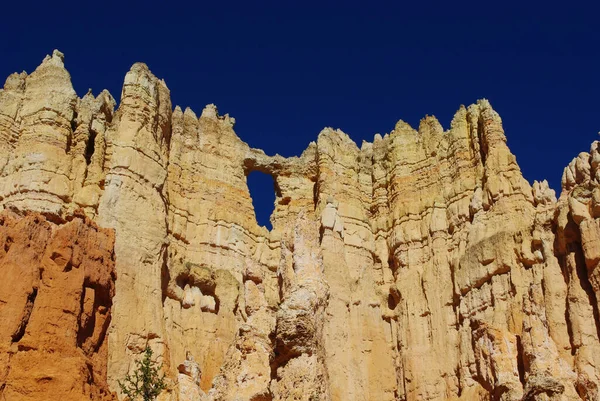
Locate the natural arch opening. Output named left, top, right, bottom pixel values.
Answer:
left=246, top=171, right=277, bottom=230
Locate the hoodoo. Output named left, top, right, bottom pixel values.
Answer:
left=0, top=51, right=599, bottom=400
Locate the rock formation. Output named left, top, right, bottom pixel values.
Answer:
left=0, top=50, right=599, bottom=400
left=0, top=210, right=116, bottom=401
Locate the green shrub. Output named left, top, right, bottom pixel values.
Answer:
left=118, top=347, right=167, bottom=401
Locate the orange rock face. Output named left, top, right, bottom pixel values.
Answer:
left=0, top=210, right=116, bottom=401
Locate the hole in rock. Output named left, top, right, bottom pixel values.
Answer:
left=85, top=130, right=97, bottom=165
left=4, top=236, right=12, bottom=252
left=77, top=286, right=96, bottom=348
left=67, top=112, right=77, bottom=153
left=175, top=270, right=220, bottom=313
left=246, top=171, right=277, bottom=231
left=388, top=286, right=400, bottom=310
left=12, top=287, right=37, bottom=343
left=387, top=293, right=399, bottom=310
left=515, top=334, right=525, bottom=385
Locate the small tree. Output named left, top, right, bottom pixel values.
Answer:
left=118, top=347, right=167, bottom=401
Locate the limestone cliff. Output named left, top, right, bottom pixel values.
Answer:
left=0, top=50, right=599, bottom=400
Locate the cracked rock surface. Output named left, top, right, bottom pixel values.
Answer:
left=0, top=209, right=116, bottom=401
left=1, top=50, right=600, bottom=400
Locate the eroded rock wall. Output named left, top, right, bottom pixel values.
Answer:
left=1, top=50, right=599, bottom=400
left=0, top=210, right=116, bottom=401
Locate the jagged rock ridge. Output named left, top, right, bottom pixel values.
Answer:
left=0, top=50, right=599, bottom=400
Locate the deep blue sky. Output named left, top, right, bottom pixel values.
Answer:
left=1, top=2, right=598, bottom=228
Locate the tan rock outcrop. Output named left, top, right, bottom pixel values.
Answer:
left=1, top=50, right=600, bottom=400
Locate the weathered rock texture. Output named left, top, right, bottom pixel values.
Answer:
left=1, top=50, right=599, bottom=400
left=0, top=210, right=116, bottom=401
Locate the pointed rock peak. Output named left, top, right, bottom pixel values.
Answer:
left=476, top=98, right=503, bottom=126
left=223, top=113, right=236, bottom=126
left=477, top=98, right=492, bottom=111
left=130, top=62, right=150, bottom=73
left=468, top=99, right=501, bottom=124
left=374, top=133, right=383, bottom=142
left=82, top=88, right=95, bottom=101
left=52, top=49, right=65, bottom=62
left=297, top=140, right=317, bottom=157
left=78, top=90, right=96, bottom=113
left=124, top=63, right=155, bottom=87
left=450, top=105, right=468, bottom=128
left=418, top=115, right=443, bottom=136
left=317, top=127, right=336, bottom=138
left=317, top=127, right=336, bottom=141
left=27, top=50, right=75, bottom=97
left=40, top=49, right=66, bottom=69
left=98, top=89, right=114, bottom=102
left=157, top=78, right=171, bottom=97
left=334, top=128, right=349, bottom=138
left=171, top=107, right=184, bottom=140
left=466, top=102, right=480, bottom=116
left=421, top=114, right=440, bottom=123
left=183, top=107, right=197, bottom=120
left=199, top=104, right=235, bottom=129
left=361, top=140, right=373, bottom=152
left=122, top=63, right=165, bottom=99
left=393, top=119, right=416, bottom=134
left=3, top=72, right=27, bottom=91
left=97, top=90, right=116, bottom=111
left=533, top=180, right=557, bottom=205
left=317, top=127, right=359, bottom=150
left=79, top=87, right=115, bottom=119
left=201, top=103, right=219, bottom=119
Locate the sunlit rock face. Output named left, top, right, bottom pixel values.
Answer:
left=0, top=210, right=116, bottom=401
left=1, top=50, right=600, bottom=401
